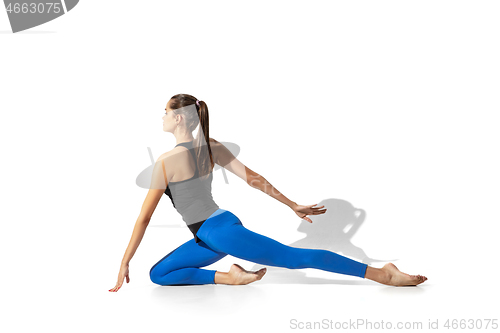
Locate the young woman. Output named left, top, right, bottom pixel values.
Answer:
left=109, top=94, right=427, bottom=292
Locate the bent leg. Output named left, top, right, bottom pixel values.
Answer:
left=204, top=222, right=367, bottom=278
left=149, top=238, right=227, bottom=286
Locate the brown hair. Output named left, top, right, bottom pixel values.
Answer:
left=169, top=93, right=214, bottom=179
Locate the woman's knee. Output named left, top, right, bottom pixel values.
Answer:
left=149, top=266, right=165, bottom=285
left=150, top=262, right=178, bottom=285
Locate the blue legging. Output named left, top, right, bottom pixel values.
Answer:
left=150, top=209, right=368, bottom=285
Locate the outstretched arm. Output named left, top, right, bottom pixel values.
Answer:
left=211, top=139, right=326, bottom=222
left=246, top=168, right=296, bottom=208
left=246, top=169, right=326, bottom=222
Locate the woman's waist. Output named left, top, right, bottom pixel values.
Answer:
left=178, top=204, right=220, bottom=223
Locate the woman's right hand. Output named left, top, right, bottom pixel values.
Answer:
left=109, top=264, right=130, bottom=292
left=292, top=203, right=326, bottom=223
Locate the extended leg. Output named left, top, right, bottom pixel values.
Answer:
left=204, top=222, right=368, bottom=279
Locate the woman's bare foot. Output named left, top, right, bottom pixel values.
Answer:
left=380, top=263, right=428, bottom=286
left=227, top=263, right=267, bottom=285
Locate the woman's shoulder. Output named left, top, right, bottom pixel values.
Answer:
left=157, top=144, right=183, bottom=162
left=159, top=138, right=219, bottom=160
left=156, top=151, right=172, bottom=163
left=209, top=137, right=224, bottom=153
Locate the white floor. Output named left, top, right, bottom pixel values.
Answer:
left=6, top=218, right=497, bottom=333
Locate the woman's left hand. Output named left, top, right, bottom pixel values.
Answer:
left=109, top=264, right=130, bottom=292
left=292, top=203, right=327, bottom=223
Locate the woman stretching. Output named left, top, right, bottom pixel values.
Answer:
left=109, top=94, right=427, bottom=292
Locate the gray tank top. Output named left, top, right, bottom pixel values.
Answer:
left=164, top=140, right=219, bottom=243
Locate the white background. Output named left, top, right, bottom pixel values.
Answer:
left=1, top=1, right=499, bottom=332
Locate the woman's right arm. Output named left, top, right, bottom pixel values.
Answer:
left=211, top=138, right=326, bottom=222
left=245, top=167, right=297, bottom=209
left=211, top=138, right=296, bottom=208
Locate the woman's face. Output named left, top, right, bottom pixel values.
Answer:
left=162, top=102, right=176, bottom=133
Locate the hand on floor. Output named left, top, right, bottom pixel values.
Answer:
left=109, top=263, right=130, bottom=292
